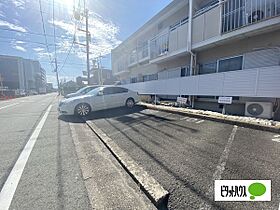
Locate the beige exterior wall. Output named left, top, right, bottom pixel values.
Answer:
left=196, top=30, right=280, bottom=64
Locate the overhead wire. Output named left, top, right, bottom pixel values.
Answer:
left=52, top=0, right=58, bottom=70
left=58, top=0, right=81, bottom=73
left=38, top=0, right=54, bottom=69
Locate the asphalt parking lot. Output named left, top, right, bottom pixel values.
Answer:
left=84, top=106, right=280, bottom=210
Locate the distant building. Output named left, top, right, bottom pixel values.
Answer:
left=77, top=68, right=117, bottom=86
left=0, top=55, right=46, bottom=95
left=46, top=83, right=55, bottom=93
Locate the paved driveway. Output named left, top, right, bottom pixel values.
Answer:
left=85, top=106, right=280, bottom=210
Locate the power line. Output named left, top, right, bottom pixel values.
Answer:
left=0, top=37, right=57, bottom=47
left=58, top=0, right=81, bottom=72
left=52, top=0, right=60, bottom=93
left=38, top=0, right=54, bottom=69
left=0, top=26, right=54, bottom=38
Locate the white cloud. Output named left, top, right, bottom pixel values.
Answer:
left=0, top=10, right=4, bottom=18
left=13, top=45, right=26, bottom=52
left=15, top=40, right=25, bottom=44
left=0, top=19, right=27, bottom=32
left=50, top=12, right=121, bottom=60
left=33, top=47, right=45, bottom=52
left=11, top=0, right=26, bottom=9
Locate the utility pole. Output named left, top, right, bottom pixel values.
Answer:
left=0, top=73, right=3, bottom=96
left=85, top=9, right=91, bottom=85
left=54, top=58, right=60, bottom=94
left=74, top=2, right=91, bottom=86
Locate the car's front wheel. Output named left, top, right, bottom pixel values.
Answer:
left=75, top=103, right=91, bottom=117
left=126, top=98, right=135, bottom=108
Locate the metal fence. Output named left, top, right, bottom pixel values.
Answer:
left=222, top=0, right=280, bottom=33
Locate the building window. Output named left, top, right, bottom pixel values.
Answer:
left=199, top=62, right=217, bottom=75
left=143, top=74, right=158, bottom=82
left=218, top=56, right=243, bottom=73
left=131, top=77, right=137, bottom=83
left=181, top=66, right=190, bottom=77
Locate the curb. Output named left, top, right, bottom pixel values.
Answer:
left=85, top=120, right=170, bottom=209
left=140, top=103, right=280, bottom=134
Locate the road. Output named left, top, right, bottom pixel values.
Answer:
left=0, top=94, right=154, bottom=210
left=0, top=94, right=279, bottom=210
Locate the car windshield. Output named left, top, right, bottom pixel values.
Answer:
left=87, top=87, right=103, bottom=96
left=76, top=87, right=89, bottom=94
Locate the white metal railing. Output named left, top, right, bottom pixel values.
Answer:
left=116, top=56, right=128, bottom=73
left=129, top=49, right=137, bottom=66
left=222, top=0, right=280, bottom=33
left=170, top=17, right=188, bottom=31
left=137, top=41, right=149, bottom=61
left=150, top=33, right=169, bottom=59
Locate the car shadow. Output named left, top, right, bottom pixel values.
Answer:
left=58, top=105, right=147, bottom=123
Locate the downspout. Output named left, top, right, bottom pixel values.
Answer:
left=187, top=0, right=195, bottom=108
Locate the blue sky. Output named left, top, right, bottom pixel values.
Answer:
left=0, top=0, right=171, bottom=86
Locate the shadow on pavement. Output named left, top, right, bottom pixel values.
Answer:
left=58, top=115, right=83, bottom=123
left=105, top=119, right=225, bottom=210
left=58, top=105, right=147, bottom=123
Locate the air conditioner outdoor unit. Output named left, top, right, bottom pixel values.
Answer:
left=245, top=102, right=273, bottom=119
left=245, top=0, right=279, bottom=24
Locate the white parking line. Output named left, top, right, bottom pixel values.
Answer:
left=0, top=104, right=52, bottom=210
left=213, top=125, right=238, bottom=180
left=196, top=120, right=205, bottom=124
left=0, top=103, right=19, bottom=110
left=199, top=125, right=238, bottom=210
left=272, top=135, right=280, bottom=143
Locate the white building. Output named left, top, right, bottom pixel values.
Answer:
left=111, top=0, right=280, bottom=119
left=0, top=55, right=46, bottom=95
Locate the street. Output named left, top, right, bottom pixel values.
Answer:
left=0, top=94, right=279, bottom=210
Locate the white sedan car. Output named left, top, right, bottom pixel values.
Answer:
left=58, top=86, right=139, bottom=116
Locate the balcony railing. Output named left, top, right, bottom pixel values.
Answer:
left=137, top=42, right=150, bottom=62
left=128, top=49, right=137, bottom=66
left=150, top=33, right=169, bottom=59
left=222, top=0, right=280, bottom=33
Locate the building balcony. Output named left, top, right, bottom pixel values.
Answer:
left=192, top=0, right=280, bottom=50
left=128, top=49, right=138, bottom=68
left=149, top=18, right=189, bottom=64
left=137, top=43, right=150, bottom=63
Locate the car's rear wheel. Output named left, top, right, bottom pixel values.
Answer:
left=75, top=103, right=91, bottom=117
left=126, top=98, right=135, bottom=108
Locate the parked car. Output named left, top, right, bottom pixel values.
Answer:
left=65, top=85, right=100, bottom=99
left=58, top=86, right=139, bottom=116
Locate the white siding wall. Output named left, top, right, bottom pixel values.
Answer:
left=123, top=66, right=280, bottom=98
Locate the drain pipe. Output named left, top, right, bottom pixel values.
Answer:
left=187, top=0, right=195, bottom=108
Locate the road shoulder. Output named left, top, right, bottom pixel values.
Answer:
left=69, top=121, right=157, bottom=210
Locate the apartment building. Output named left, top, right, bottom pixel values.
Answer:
left=111, top=0, right=280, bottom=119
left=0, top=55, right=46, bottom=95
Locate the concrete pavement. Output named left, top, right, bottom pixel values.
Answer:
left=0, top=94, right=156, bottom=210
left=83, top=106, right=280, bottom=210
left=1, top=94, right=280, bottom=210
